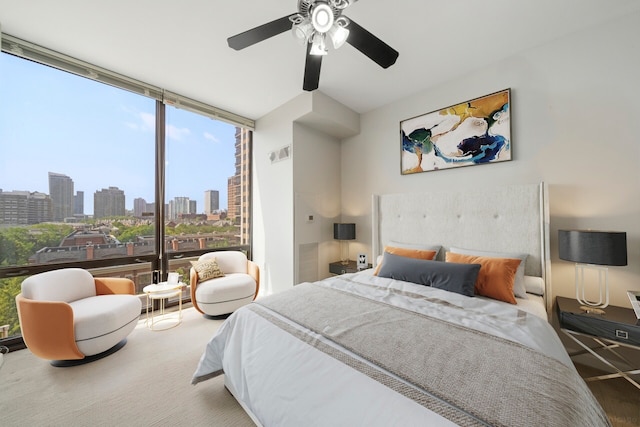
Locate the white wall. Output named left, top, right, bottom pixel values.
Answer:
left=252, top=95, right=300, bottom=296
left=341, top=12, right=640, bottom=308
left=293, top=123, right=341, bottom=281
left=254, top=92, right=358, bottom=294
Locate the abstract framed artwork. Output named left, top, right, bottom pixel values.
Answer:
left=400, top=89, right=511, bottom=175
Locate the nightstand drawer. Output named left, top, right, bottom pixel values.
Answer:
left=557, top=298, right=640, bottom=346
left=329, top=261, right=372, bottom=275
left=560, top=312, right=640, bottom=346
left=329, top=261, right=356, bottom=275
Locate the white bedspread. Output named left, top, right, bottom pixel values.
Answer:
left=192, top=272, right=605, bottom=427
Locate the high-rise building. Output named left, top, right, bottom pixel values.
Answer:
left=132, top=199, right=156, bottom=218
left=94, top=186, right=125, bottom=219
left=133, top=197, right=147, bottom=217
left=227, top=127, right=251, bottom=244
left=0, top=190, right=52, bottom=225
left=170, top=197, right=191, bottom=219
left=167, top=198, right=197, bottom=219
left=74, top=191, right=84, bottom=215
left=204, top=190, right=219, bottom=214
left=227, top=176, right=239, bottom=222
left=48, top=172, right=74, bottom=221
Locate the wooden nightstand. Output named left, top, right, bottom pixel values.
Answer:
left=329, top=260, right=371, bottom=275
left=556, top=296, right=640, bottom=389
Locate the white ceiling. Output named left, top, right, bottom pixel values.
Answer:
left=1, top=0, right=639, bottom=121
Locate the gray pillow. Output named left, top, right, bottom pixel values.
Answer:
left=449, top=247, right=528, bottom=299
left=377, top=252, right=480, bottom=297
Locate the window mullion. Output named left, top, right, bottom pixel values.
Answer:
left=155, top=100, right=167, bottom=279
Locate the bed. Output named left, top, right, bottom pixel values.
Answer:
left=192, top=183, right=611, bottom=427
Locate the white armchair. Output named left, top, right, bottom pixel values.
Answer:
left=16, top=268, right=141, bottom=366
left=190, top=251, right=260, bottom=317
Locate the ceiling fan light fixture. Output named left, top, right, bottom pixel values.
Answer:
left=327, top=18, right=350, bottom=49
left=311, top=2, right=334, bottom=33
left=292, top=19, right=314, bottom=43
left=309, top=33, right=328, bottom=56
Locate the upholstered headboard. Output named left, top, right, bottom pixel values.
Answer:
left=372, top=182, right=551, bottom=308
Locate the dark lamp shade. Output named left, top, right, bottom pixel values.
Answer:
left=334, top=223, right=356, bottom=240
left=558, top=230, right=627, bottom=266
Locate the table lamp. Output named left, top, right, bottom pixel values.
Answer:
left=334, top=223, right=356, bottom=265
left=558, top=229, right=627, bottom=314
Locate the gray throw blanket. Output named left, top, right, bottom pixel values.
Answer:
left=253, top=281, right=611, bottom=427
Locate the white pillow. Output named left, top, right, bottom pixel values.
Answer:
left=524, top=275, right=545, bottom=296
left=449, top=247, right=528, bottom=299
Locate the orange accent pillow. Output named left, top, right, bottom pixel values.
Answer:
left=445, top=252, right=521, bottom=304
left=374, top=246, right=437, bottom=275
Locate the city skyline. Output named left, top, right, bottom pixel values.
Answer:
left=0, top=182, right=228, bottom=224
left=0, top=51, right=237, bottom=216
left=2, top=170, right=228, bottom=218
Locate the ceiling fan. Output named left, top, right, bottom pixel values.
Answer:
left=227, top=0, right=399, bottom=91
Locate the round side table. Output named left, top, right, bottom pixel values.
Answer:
left=143, top=282, right=184, bottom=331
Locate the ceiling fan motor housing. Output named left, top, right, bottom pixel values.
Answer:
left=311, top=3, right=335, bottom=33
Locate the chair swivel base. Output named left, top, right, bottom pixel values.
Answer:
left=203, top=313, right=232, bottom=320
left=50, top=338, right=128, bottom=367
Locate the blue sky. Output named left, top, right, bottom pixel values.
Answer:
left=0, top=52, right=236, bottom=215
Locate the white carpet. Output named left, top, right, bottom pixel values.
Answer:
left=2, top=306, right=635, bottom=426
left=0, top=307, right=254, bottom=427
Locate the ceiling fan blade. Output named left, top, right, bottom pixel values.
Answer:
left=345, top=19, right=399, bottom=69
left=228, top=15, right=294, bottom=50
left=303, top=43, right=322, bottom=91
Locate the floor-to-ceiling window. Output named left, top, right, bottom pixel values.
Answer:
left=0, top=34, right=253, bottom=349
left=163, top=105, right=252, bottom=281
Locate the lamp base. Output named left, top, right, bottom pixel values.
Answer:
left=339, top=241, right=349, bottom=265
left=575, top=263, right=610, bottom=315
left=579, top=306, right=606, bottom=315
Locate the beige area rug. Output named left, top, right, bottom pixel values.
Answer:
left=575, top=363, right=640, bottom=427
left=0, top=307, right=254, bottom=427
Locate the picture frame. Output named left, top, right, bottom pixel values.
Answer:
left=400, top=89, right=511, bottom=175
left=357, top=253, right=368, bottom=270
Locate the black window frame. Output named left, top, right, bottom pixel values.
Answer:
left=0, top=33, right=255, bottom=350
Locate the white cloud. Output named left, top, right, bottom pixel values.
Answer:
left=204, top=132, right=220, bottom=143
left=122, top=105, right=155, bottom=133
left=140, top=112, right=156, bottom=131
left=123, top=107, right=191, bottom=142
left=167, top=124, right=191, bottom=141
